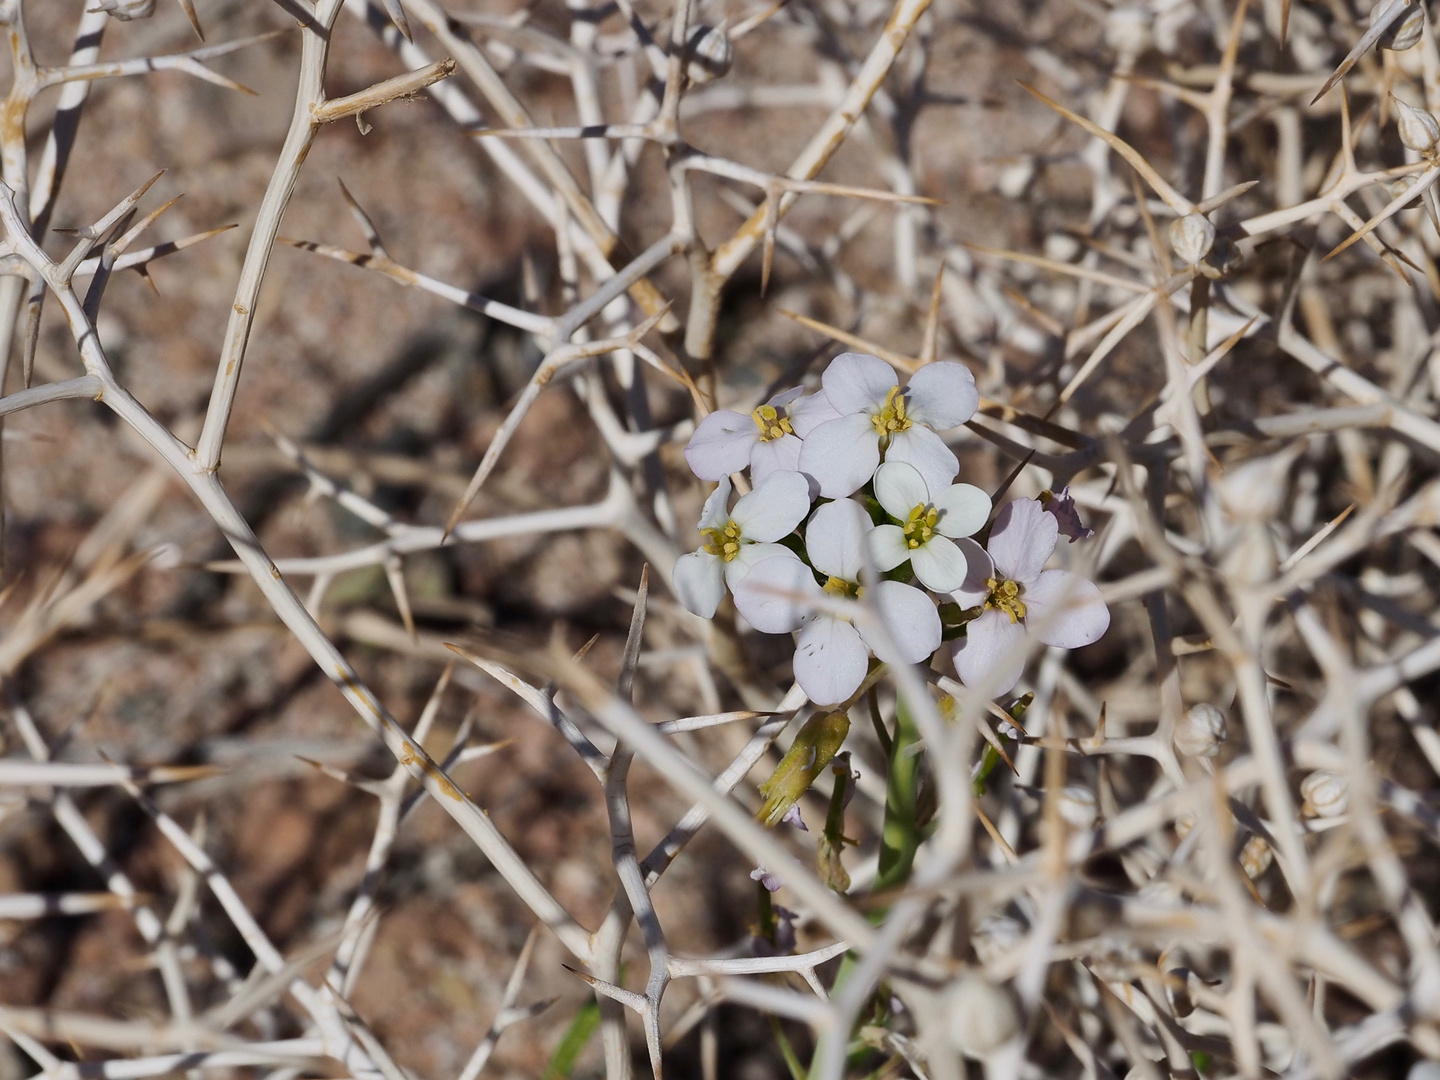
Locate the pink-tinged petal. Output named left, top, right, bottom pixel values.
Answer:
left=873, top=460, right=930, bottom=520
left=952, top=609, right=1029, bottom=696
left=948, top=538, right=993, bottom=608
left=868, top=524, right=912, bottom=571
left=805, top=499, right=871, bottom=581
left=725, top=542, right=799, bottom=589
left=697, top=476, right=733, bottom=531
left=986, top=498, right=1059, bottom=584
left=885, top=426, right=958, bottom=496
left=788, top=391, right=842, bottom=437
left=732, top=554, right=818, bottom=633
left=730, top=470, right=811, bottom=541
left=750, top=434, right=803, bottom=483
left=798, top=413, right=882, bottom=498
left=859, top=580, right=940, bottom=664
left=769, top=386, right=805, bottom=408
left=674, top=551, right=726, bottom=618
left=821, top=352, right=898, bottom=415
left=794, top=615, right=869, bottom=705
left=685, top=411, right=757, bottom=480
left=933, top=483, right=991, bottom=539
left=904, top=361, right=980, bottom=429
left=1023, top=570, right=1110, bottom=649
left=909, top=534, right=970, bottom=592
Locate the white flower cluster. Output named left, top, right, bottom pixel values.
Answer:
left=675, top=353, right=1110, bottom=705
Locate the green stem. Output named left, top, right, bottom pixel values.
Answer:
left=874, top=692, right=922, bottom=894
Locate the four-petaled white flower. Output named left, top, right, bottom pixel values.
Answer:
left=685, top=387, right=806, bottom=483
left=950, top=498, right=1110, bottom=696
left=797, top=353, right=979, bottom=499
left=673, top=471, right=811, bottom=619
left=734, top=499, right=941, bottom=705
left=868, top=461, right=991, bottom=593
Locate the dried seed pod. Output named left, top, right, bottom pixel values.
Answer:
left=1168, top=212, right=1216, bottom=266
left=1174, top=703, right=1227, bottom=758
left=1301, top=770, right=1350, bottom=818
left=1397, top=99, right=1440, bottom=157
left=685, top=24, right=734, bottom=85
left=1240, top=834, right=1273, bottom=879
left=1057, top=785, right=1098, bottom=829
left=972, top=912, right=1026, bottom=967
left=1391, top=172, right=1424, bottom=208
left=1371, top=0, right=1425, bottom=50
left=942, top=974, right=1020, bottom=1058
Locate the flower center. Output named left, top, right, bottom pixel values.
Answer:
left=822, top=575, right=862, bottom=598
left=750, top=404, right=795, bottom=443
left=984, top=578, right=1026, bottom=623
left=870, top=386, right=912, bottom=440
left=701, top=519, right=745, bottom=562
left=903, top=503, right=938, bottom=549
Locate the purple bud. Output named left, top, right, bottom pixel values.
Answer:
left=750, top=866, right=782, bottom=892
left=1042, top=487, right=1094, bottom=542
left=780, top=804, right=808, bottom=831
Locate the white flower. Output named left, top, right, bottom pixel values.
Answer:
left=733, top=499, right=941, bottom=705
left=868, top=461, right=990, bottom=592
left=672, top=471, right=811, bottom=619
left=797, top=353, right=980, bottom=498
left=685, top=387, right=806, bottom=483
left=950, top=498, right=1110, bottom=697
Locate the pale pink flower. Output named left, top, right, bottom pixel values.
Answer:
left=950, top=498, right=1109, bottom=696
left=797, top=353, right=980, bottom=498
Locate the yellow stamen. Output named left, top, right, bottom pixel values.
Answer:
left=902, top=503, right=939, bottom=549
left=870, top=385, right=913, bottom=441
left=822, top=575, right=862, bottom=599
left=983, top=577, right=1026, bottom=623
left=701, top=519, right=745, bottom=562
left=750, top=403, right=795, bottom=443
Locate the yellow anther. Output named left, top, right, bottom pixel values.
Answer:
left=822, top=575, right=861, bottom=598
left=750, top=403, right=795, bottom=442
left=902, top=502, right=937, bottom=549
left=870, top=385, right=913, bottom=441
left=701, top=519, right=746, bottom=562
left=983, top=577, right=1027, bottom=623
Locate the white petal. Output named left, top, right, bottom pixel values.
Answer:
left=750, top=434, right=803, bottom=483
left=885, top=426, right=958, bottom=495
left=732, top=554, right=818, bottom=633
left=858, top=580, right=940, bottom=664
left=987, top=498, right=1058, bottom=584
left=821, top=352, right=898, bottom=415
left=730, top=470, right=811, bottom=542
left=769, top=386, right=805, bottom=408
left=933, top=483, right=991, bottom=538
left=910, top=535, right=970, bottom=592
left=904, top=361, right=979, bottom=429
left=805, top=499, right=871, bottom=581
left=793, top=615, right=869, bottom=705
left=868, top=524, right=912, bottom=571
left=948, top=538, right=993, bottom=608
left=685, top=411, right=757, bottom=480
left=697, top=476, right=733, bottom=531
left=952, top=609, right=1029, bottom=697
left=788, top=391, right=842, bottom=437
left=1022, top=570, right=1110, bottom=649
left=726, top=542, right=800, bottom=587
left=798, top=413, right=882, bottom=498
left=872, top=460, right=930, bottom=520
left=673, top=551, right=726, bottom=618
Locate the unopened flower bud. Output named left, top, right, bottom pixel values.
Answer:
left=942, top=975, right=1020, bottom=1058
left=1240, top=834, right=1273, bottom=879
left=1371, top=0, right=1425, bottom=51
left=1397, top=99, right=1440, bottom=157
left=685, top=24, right=734, bottom=84
left=1174, top=703, right=1227, bottom=758
left=972, top=913, right=1025, bottom=966
left=1168, top=212, right=1216, bottom=266
left=756, top=710, right=850, bottom=826
left=1300, top=770, right=1349, bottom=818
left=1057, top=785, right=1098, bottom=829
